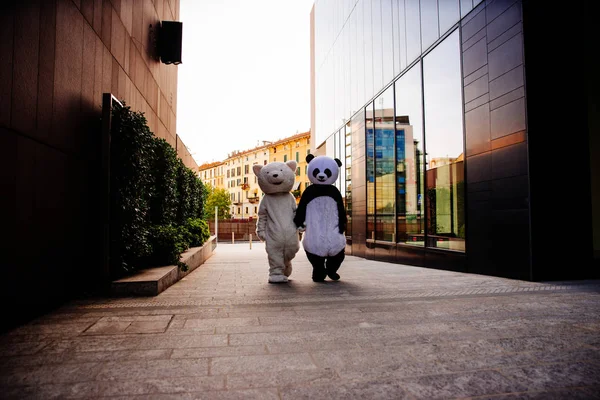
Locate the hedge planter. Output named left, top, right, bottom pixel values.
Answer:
left=110, top=236, right=217, bottom=296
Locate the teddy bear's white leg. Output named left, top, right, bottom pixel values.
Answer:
left=283, top=262, right=292, bottom=277
left=266, top=244, right=288, bottom=283
left=282, top=236, right=300, bottom=277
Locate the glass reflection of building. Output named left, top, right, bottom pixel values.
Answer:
left=310, top=0, right=600, bottom=280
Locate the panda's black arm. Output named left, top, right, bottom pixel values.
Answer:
left=334, top=187, right=347, bottom=233
left=293, top=190, right=308, bottom=228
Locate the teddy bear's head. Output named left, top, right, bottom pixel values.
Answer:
left=252, top=160, right=298, bottom=194
left=306, top=154, right=342, bottom=186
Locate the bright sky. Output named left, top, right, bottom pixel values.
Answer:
left=176, top=0, right=315, bottom=166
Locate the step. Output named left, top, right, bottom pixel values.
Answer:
left=110, top=236, right=217, bottom=296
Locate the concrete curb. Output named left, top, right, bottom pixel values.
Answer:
left=110, top=236, right=217, bottom=296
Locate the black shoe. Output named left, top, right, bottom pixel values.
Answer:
left=327, top=272, right=340, bottom=281
left=312, top=273, right=326, bottom=282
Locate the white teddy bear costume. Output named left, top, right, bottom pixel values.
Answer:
left=253, top=161, right=301, bottom=283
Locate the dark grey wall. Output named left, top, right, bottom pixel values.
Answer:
left=462, top=0, right=531, bottom=280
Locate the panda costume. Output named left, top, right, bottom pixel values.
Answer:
left=294, top=154, right=347, bottom=282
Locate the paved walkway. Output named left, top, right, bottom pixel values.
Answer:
left=1, top=243, right=600, bottom=399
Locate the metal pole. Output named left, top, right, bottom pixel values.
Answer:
left=249, top=234, right=252, bottom=249
left=232, top=232, right=235, bottom=244
left=214, top=206, right=218, bottom=244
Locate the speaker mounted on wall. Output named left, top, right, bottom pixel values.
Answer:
left=158, top=21, right=183, bottom=65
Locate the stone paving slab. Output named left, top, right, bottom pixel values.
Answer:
left=1, top=242, right=600, bottom=399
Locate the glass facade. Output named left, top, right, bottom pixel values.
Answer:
left=423, top=30, right=465, bottom=251
left=312, top=0, right=600, bottom=281
left=313, top=0, right=479, bottom=256
left=395, top=63, right=424, bottom=246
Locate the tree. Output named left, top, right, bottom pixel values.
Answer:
left=205, top=185, right=232, bottom=220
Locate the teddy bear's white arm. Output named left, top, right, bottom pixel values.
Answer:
left=256, top=199, right=267, bottom=242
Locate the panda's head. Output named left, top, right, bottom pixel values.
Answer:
left=306, top=154, right=342, bottom=186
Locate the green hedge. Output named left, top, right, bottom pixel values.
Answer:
left=109, top=103, right=208, bottom=279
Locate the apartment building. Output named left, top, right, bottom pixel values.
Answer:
left=224, top=145, right=270, bottom=220
left=198, top=161, right=226, bottom=190
left=269, top=131, right=312, bottom=202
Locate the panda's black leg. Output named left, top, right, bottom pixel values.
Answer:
left=325, top=249, right=345, bottom=281
left=306, top=251, right=326, bottom=282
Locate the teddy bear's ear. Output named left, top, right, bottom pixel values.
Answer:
left=306, top=154, right=315, bottom=163
left=252, top=164, right=263, bottom=176
left=285, top=160, right=297, bottom=171
left=335, top=158, right=342, bottom=167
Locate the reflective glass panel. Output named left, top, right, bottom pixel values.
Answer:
left=345, top=119, right=353, bottom=241
left=372, top=0, right=384, bottom=93
left=405, top=0, right=421, bottom=65
left=423, top=29, right=465, bottom=252
left=461, top=0, right=473, bottom=18
left=356, top=1, right=365, bottom=110
left=439, top=0, right=460, bottom=35
left=374, top=86, right=395, bottom=241
left=420, top=0, right=439, bottom=51
left=395, top=63, right=424, bottom=246
left=364, top=0, right=374, bottom=100
left=366, top=102, right=375, bottom=241
left=381, top=0, right=394, bottom=85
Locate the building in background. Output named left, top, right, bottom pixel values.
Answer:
left=223, top=145, right=270, bottom=220
left=1, top=0, right=195, bottom=330
left=268, top=131, right=312, bottom=203
left=198, top=161, right=226, bottom=190
left=198, top=131, right=312, bottom=219
left=310, top=0, right=599, bottom=281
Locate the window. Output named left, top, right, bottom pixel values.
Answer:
left=296, top=167, right=300, bottom=176
left=245, top=207, right=248, bottom=214
left=296, top=141, right=300, bottom=148
left=395, top=62, right=424, bottom=246
left=296, top=152, right=299, bottom=162
left=244, top=165, right=249, bottom=174
left=264, top=160, right=267, bottom=165
left=423, top=30, right=465, bottom=252
left=273, top=147, right=277, bottom=153
left=237, top=167, right=241, bottom=176
left=374, top=86, right=395, bottom=242
left=284, top=155, right=288, bottom=162
left=307, top=149, right=311, bottom=155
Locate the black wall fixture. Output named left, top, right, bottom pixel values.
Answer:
left=158, top=21, right=183, bottom=65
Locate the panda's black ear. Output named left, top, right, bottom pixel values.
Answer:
left=335, top=158, right=342, bottom=167
left=306, top=154, right=315, bottom=163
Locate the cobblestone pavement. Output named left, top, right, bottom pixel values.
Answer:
left=1, top=243, right=600, bottom=399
